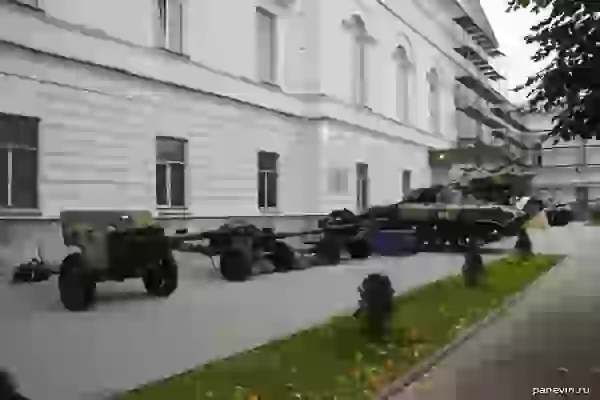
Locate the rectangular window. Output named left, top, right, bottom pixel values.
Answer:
left=258, top=150, right=279, bottom=210
left=256, top=7, right=277, bottom=83
left=396, top=65, right=408, bottom=121
left=158, top=0, right=184, bottom=53
left=156, top=136, right=186, bottom=208
left=402, top=170, right=412, bottom=196
left=0, top=112, right=39, bottom=209
left=353, top=37, right=368, bottom=106
left=328, top=167, right=349, bottom=194
left=356, top=162, right=369, bottom=212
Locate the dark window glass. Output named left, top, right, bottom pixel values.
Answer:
left=16, top=117, right=38, bottom=148
left=0, top=148, right=8, bottom=207
left=170, top=163, right=185, bottom=207
left=156, top=137, right=185, bottom=162
left=0, top=114, right=38, bottom=147
left=258, top=151, right=278, bottom=171
left=257, top=171, right=266, bottom=208
left=266, top=171, right=278, bottom=208
left=402, top=170, right=411, bottom=195
left=11, top=148, right=38, bottom=208
left=156, top=164, right=167, bottom=206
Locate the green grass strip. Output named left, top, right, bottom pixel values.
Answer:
left=121, top=254, right=563, bottom=400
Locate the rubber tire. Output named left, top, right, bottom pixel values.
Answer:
left=219, top=247, right=253, bottom=281
left=347, top=238, right=372, bottom=259
left=143, top=253, right=178, bottom=297
left=270, top=241, right=296, bottom=272
left=58, top=254, right=96, bottom=312
left=315, top=235, right=342, bottom=265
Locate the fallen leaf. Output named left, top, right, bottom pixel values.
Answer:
left=407, top=327, right=421, bottom=342
left=384, top=359, right=394, bottom=369
left=367, top=374, right=381, bottom=389
left=248, top=395, right=259, bottom=400
left=355, top=351, right=364, bottom=363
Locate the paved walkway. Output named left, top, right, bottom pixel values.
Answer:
left=0, top=247, right=508, bottom=400
left=389, top=223, right=600, bottom=400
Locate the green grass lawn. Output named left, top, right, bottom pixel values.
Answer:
left=121, top=254, right=563, bottom=400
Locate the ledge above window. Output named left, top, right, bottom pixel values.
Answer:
left=0, top=208, right=42, bottom=219
left=9, top=0, right=44, bottom=12
left=156, top=206, right=189, bottom=217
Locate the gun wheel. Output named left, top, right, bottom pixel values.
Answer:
left=144, top=253, right=178, bottom=297
left=58, top=254, right=96, bottom=312
left=220, top=247, right=253, bottom=281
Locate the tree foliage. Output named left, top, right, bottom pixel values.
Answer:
left=508, top=0, right=600, bottom=142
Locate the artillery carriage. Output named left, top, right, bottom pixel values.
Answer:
left=58, top=210, right=178, bottom=311
left=172, top=216, right=374, bottom=282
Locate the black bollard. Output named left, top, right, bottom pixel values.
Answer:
left=462, top=238, right=484, bottom=287
left=353, top=273, right=395, bottom=341
left=514, top=227, right=533, bottom=256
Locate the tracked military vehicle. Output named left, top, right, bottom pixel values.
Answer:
left=58, top=210, right=178, bottom=311
left=322, top=182, right=539, bottom=251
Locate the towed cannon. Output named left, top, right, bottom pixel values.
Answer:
left=171, top=217, right=375, bottom=282
left=53, top=208, right=376, bottom=309
left=57, top=210, right=178, bottom=311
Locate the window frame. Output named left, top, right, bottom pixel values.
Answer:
left=328, top=167, right=350, bottom=195
left=158, top=0, right=185, bottom=54
left=428, top=68, right=440, bottom=133
left=155, top=136, right=187, bottom=209
left=395, top=46, right=410, bottom=122
left=356, top=162, right=369, bottom=212
left=256, top=7, right=278, bottom=84
left=353, top=34, right=368, bottom=107
left=0, top=113, right=40, bottom=211
left=257, top=150, right=279, bottom=211
left=402, top=169, right=412, bottom=197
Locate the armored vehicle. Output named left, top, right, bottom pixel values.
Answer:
left=322, top=183, right=537, bottom=251
left=58, top=210, right=178, bottom=311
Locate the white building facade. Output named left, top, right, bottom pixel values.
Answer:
left=521, top=111, right=600, bottom=214
left=0, top=0, right=513, bottom=268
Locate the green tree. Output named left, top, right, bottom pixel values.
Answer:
left=508, top=0, right=600, bottom=142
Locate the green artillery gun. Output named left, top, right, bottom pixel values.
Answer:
left=171, top=217, right=374, bottom=282
left=59, top=210, right=178, bottom=311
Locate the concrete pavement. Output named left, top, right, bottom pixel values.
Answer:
left=0, top=248, right=508, bottom=400
left=388, top=223, right=600, bottom=400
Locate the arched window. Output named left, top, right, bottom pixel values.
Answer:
left=427, top=68, right=440, bottom=133
left=345, top=14, right=370, bottom=107
left=395, top=45, right=411, bottom=122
